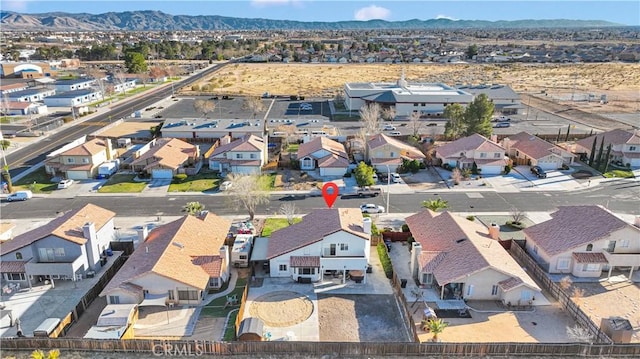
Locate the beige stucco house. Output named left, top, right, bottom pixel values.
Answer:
left=575, top=129, right=640, bottom=168
left=435, top=134, right=507, bottom=175
left=208, top=134, right=267, bottom=174
left=502, top=131, right=575, bottom=170
left=367, top=133, right=425, bottom=172
left=44, top=137, right=114, bottom=180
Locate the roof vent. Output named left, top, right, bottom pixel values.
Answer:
left=173, top=242, right=184, bottom=249
left=456, top=238, right=467, bottom=244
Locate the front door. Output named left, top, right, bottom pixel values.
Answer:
left=329, top=244, right=336, bottom=256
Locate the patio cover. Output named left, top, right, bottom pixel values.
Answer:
left=250, top=237, right=269, bottom=262
left=139, top=293, right=168, bottom=307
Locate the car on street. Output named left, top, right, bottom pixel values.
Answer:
left=493, top=116, right=511, bottom=122
left=360, top=203, right=385, bottom=214
left=6, top=190, right=33, bottom=202
left=356, top=187, right=382, bottom=197
left=494, top=122, right=511, bottom=128
left=57, top=179, right=74, bottom=189
left=389, top=131, right=402, bottom=136
left=279, top=194, right=307, bottom=201
left=383, top=125, right=397, bottom=131
left=530, top=165, right=547, bottom=178
left=390, top=172, right=402, bottom=183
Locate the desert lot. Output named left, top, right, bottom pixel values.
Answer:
left=187, top=63, right=640, bottom=114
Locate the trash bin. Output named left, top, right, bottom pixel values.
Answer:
left=400, top=279, right=408, bottom=288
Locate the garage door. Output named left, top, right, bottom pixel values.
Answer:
left=480, top=166, right=502, bottom=175
left=66, top=171, right=88, bottom=180
left=152, top=169, right=173, bottom=179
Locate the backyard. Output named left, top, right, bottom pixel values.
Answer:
left=200, top=275, right=249, bottom=341
left=97, top=174, right=147, bottom=193
left=168, top=172, right=220, bottom=192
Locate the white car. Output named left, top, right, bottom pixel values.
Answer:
left=58, top=179, right=74, bottom=189
left=360, top=203, right=385, bottom=214
left=383, top=125, right=396, bottom=131
left=220, top=181, right=232, bottom=191
left=390, top=173, right=402, bottom=183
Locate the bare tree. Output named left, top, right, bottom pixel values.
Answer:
left=333, top=89, right=345, bottom=105
left=572, top=287, right=586, bottom=305
left=559, top=276, right=573, bottom=291
left=225, top=173, right=270, bottom=220
left=138, top=72, right=150, bottom=88
left=275, top=124, right=296, bottom=147
left=112, top=71, right=128, bottom=96
left=381, top=106, right=396, bottom=122
left=566, top=324, right=593, bottom=343
left=510, top=207, right=526, bottom=225
left=193, top=99, right=216, bottom=119
left=359, top=102, right=381, bottom=137
left=451, top=168, right=462, bottom=185
left=279, top=202, right=297, bottom=225
left=408, top=110, right=423, bottom=137
left=243, top=96, right=266, bottom=119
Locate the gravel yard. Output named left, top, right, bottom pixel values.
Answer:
left=317, top=294, right=410, bottom=342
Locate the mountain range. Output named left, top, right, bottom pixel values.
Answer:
left=0, top=10, right=622, bottom=31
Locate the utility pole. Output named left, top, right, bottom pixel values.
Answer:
left=385, top=164, right=391, bottom=214
left=0, top=132, right=12, bottom=193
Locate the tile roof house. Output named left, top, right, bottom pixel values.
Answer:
left=131, top=138, right=200, bottom=179
left=266, top=208, right=371, bottom=283
left=45, top=137, right=114, bottom=180
left=406, top=210, right=542, bottom=304
left=0, top=204, right=116, bottom=288
left=575, top=129, right=640, bottom=168
left=435, top=134, right=507, bottom=175
left=208, top=135, right=267, bottom=174
left=297, top=137, right=349, bottom=177
left=367, top=133, right=425, bottom=172
left=523, top=205, right=640, bottom=278
left=502, top=132, right=576, bottom=170
left=100, top=213, right=231, bottom=306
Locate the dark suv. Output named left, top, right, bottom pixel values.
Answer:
left=530, top=165, right=547, bottom=178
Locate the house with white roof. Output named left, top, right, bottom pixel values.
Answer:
left=435, top=134, right=507, bottom=175
left=523, top=205, right=640, bottom=279
left=53, top=78, right=96, bottom=92
left=100, top=213, right=231, bottom=306
left=297, top=137, right=349, bottom=177
left=406, top=210, right=543, bottom=305
left=502, top=132, right=575, bottom=170
left=266, top=208, right=371, bottom=283
left=367, top=133, right=425, bottom=172
left=574, top=129, right=640, bottom=168
left=208, top=135, right=267, bottom=174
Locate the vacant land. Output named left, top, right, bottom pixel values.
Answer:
left=185, top=63, right=640, bottom=114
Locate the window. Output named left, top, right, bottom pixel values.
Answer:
left=250, top=153, right=257, bottom=159
left=620, top=239, right=630, bottom=248
left=586, top=244, right=593, bottom=251
left=66, top=158, right=75, bottom=164
left=480, top=152, right=487, bottom=158
left=168, top=290, right=175, bottom=301
left=585, top=263, right=600, bottom=272
left=630, top=146, right=637, bottom=151
left=15, top=252, right=22, bottom=260
left=413, top=103, right=418, bottom=107
left=300, top=267, right=315, bottom=275
left=235, top=153, right=243, bottom=159
left=390, top=151, right=396, bottom=157
left=55, top=248, right=65, bottom=257
left=421, top=103, right=426, bottom=106
left=109, top=295, right=120, bottom=304
left=209, top=278, right=219, bottom=287
left=491, top=285, right=499, bottom=296
left=239, top=255, right=247, bottom=260
left=494, top=152, right=501, bottom=158
left=340, top=243, right=349, bottom=251
left=557, top=258, right=571, bottom=270
left=5, top=273, right=26, bottom=281
left=279, top=264, right=287, bottom=271
left=178, top=290, right=199, bottom=301
left=82, top=158, right=89, bottom=164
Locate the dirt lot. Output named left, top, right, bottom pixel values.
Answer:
left=184, top=63, right=640, bottom=115
left=317, top=294, right=410, bottom=342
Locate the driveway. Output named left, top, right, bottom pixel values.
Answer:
left=48, top=179, right=107, bottom=198
left=512, top=165, right=585, bottom=191
left=141, top=179, right=171, bottom=195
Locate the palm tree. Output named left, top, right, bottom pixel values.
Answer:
left=425, top=318, right=449, bottom=341
left=422, top=198, right=449, bottom=212
left=183, top=201, right=205, bottom=216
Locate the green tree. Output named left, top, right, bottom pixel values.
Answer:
left=463, top=94, right=494, bottom=137
left=354, top=161, right=375, bottom=188
left=601, top=143, right=612, bottom=172
left=183, top=201, right=205, bottom=216
left=466, top=44, right=478, bottom=59
left=595, top=139, right=605, bottom=170
left=124, top=51, right=148, bottom=73
left=443, top=103, right=465, bottom=140
left=422, top=198, right=449, bottom=212
left=0, top=140, right=10, bottom=150
left=424, top=318, right=449, bottom=341
left=588, top=137, right=597, bottom=166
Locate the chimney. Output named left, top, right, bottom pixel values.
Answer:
left=82, top=222, right=97, bottom=243
left=410, top=242, right=422, bottom=280
left=488, top=222, right=500, bottom=240
left=105, top=138, right=114, bottom=160
left=220, top=135, right=232, bottom=146
left=502, top=137, right=511, bottom=151
left=219, top=245, right=229, bottom=269
left=137, top=225, right=149, bottom=242
left=362, top=217, right=372, bottom=235
left=490, top=134, right=498, bottom=143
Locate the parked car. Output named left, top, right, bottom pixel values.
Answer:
left=390, top=173, right=402, bottom=183
left=220, top=181, right=233, bottom=191
left=493, top=116, right=511, bottom=122
left=389, top=131, right=402, bottom=136
left=383, top=125, right=397, bottom=131
left=356, top=187, right=382, bottom=197
left=360, top=203, right=385, bottom=214
left=279, top=194, right=307, bottom=201
left=57, top=179, right=74, bottom=189
left=6, top=190, right=32, bottom=202
left=531, top=165, right=547, bottom=178
left=494, top=122, right=510, bottom=128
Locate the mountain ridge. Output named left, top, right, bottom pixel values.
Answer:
left=0, top=10, right=623, bottom=31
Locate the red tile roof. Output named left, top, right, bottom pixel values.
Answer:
left=290, top=256, right=320, bottom=267
left=498, top=277, right=524, bottom=291
left=1, top=204, right=115, bottom=255
left=131, top=138, right=198, bottom=171
left=192, top=255, right=223, bottom=277
left=436, top=134, right=505, bottom=159
left=504, top=132, right=564, bottom=160
left=576, top=129, right=640, bottom=150
left=572, top=252, right=609, bottom=264
left=61, top=138, right=110, bottom=157
left=368, top=133, right=425, bottom=159
left=0, top=261, right=26, bottom=273
left=523, top=205, right=635, bottom=256
left=267, top=208, right=368, bottom=259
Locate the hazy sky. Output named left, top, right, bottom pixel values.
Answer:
left=2, top=1, right=639, bottom=25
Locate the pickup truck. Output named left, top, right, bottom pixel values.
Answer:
left=357, top=187, right=382, bottom=197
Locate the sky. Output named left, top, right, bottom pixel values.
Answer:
left=2, top=0, right=639, bottom=26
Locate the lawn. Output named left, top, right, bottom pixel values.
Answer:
left=286, top=144, right=299, bottom=152
left=258, top=173, right=276, bottom=190
left=201, top=277, right=247, bottom=317
left=261, top=217, right=301, bottom=237
left=13, top=167, right=57, bottom=193
left=169, top=173, right=220, bottom=192
left=603, top=169, right=635, bottom=178
left=97, top=174, right=147, bottom=193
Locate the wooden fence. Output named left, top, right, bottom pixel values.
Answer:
left=234, top=284, right=250, bottom=338
left=4, top=338, right=640, bottom=356
left=391, top=272, right=419, bottom=342
left=382, top=231, right=412, bottom=242
left=509, top=243, right=613, bottom=344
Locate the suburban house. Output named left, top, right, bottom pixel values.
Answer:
left=0, top=204, right=116, bottom=289
left=297, top=137, right=349, bottom=177
left=3, top=101, right=47, bottom=116
left=100, top=212, right=231, bottom=306
left=131, top=138, right=201, bottom=179
left=523, top=205, right=640, bottom=279
left=367, top=133, right=426, bottom=172
left=435, top=134, right=507, bottom=175
left=44, top=137, right=115, bottom=180
left=574, top=129, right=640, bottom=168
left=406, top=210, right=543, bottom=305
left=502, top=132, right=576, bottom=170
left=266, top=208, right=371, bottom=283
left=208, top=134, right=267, bottom=174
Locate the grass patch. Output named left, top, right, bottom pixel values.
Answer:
left=258, top=173, right=276, bottom=190
left=201, top=277, right=247, bottom=317
left=261, top=217, right=302, bottom=237
left=331, top=114, right=361, bottom=121
left=286, top=144, right=299, bottom=152
left=377, top=242, right=393, bottom=279
left=13, top=167, right=57, bottom=193
left=223, top=311, right=238, bottom=341
left=603, top=169, right=634, bottom=178
left=98, top=174, right=147, bottom=193
left=169, top=173, right=220, bottom=192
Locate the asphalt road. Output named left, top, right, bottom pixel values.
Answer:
left=4, top=63, right=228, bottom=178
left=2, top=178, right=638, bottom=219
